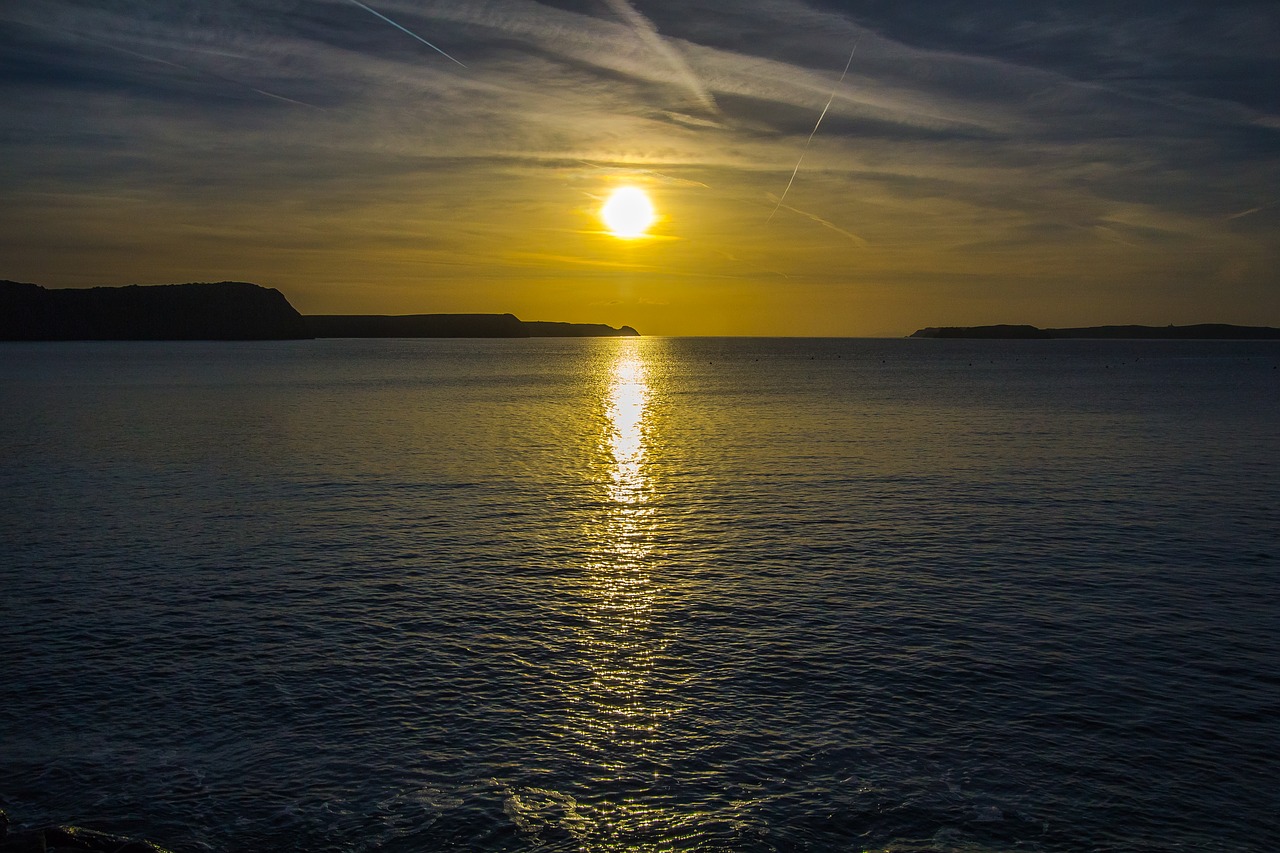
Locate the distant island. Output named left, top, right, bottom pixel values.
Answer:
left=911, top=324, right=1280, bottom=340
left=0, top=281, right=639, bottom=340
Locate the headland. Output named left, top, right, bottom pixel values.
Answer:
left=0, top=281, right=639, bottom=340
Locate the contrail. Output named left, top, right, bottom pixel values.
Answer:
left=766, top=193, right=868, bottom=246
left=602, top=0, right=717, bottom=113
left=346, top=0, right=467, bottom=68
left=248, top=87, right=323, bottom=109
left=768, top=40, right=859, bottom=224
left=1226, top=202, right=1273, bottom=220
left=56, top=28, right=323, bottom=109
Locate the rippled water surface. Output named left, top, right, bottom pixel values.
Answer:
left=2, top=338, right=1278, bottom=852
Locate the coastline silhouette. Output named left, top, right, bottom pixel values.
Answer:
left=911, top=323, right=1280, bottom=340
left=0, top=281, right=639, bottom=340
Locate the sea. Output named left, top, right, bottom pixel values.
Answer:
left=1, top=337, right=1277, bottom=853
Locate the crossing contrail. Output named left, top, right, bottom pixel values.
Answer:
left=766, top=193, right=868, bottom=246
left=768, top=40, right=859, bottom=224
left=602, top=0, right=717, bottom=113
left=346, top=0, right=467, bottom=68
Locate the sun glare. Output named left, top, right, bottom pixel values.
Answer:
left=601, top=187, right=655, bottom=239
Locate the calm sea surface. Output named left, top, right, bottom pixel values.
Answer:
left=2, top=337, right=1278, bottom=852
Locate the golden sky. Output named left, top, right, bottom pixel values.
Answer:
left=2, top=0, right=1278, bottom=335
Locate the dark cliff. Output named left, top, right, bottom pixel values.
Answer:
left=1, top=281, right=642, bottom=340
left=0, top=280, right=311, bottom=340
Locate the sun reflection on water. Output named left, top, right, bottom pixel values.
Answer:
left=517, top=341, right=695, bottom=849
left=506, top=342, right=726, bottom=848
left=605, top=350, right=650, bottom=508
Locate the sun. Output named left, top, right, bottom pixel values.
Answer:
left=601, top=187, right=655, bottom=239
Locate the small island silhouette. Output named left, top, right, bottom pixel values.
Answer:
left=0, top=281, right=639, bottom=340
left=911, top=324, right=1280, bottom=340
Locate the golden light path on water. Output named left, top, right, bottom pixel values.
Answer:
left=499, top=343, right=737, bottom=845
left=605, top=348, right=649, bottom=507
left=506, top=341, right=703, bottom=850
left=576, top=344, right=673, bottom=848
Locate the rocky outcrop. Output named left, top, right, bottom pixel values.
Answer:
left=0, top=810, right=173, bottom=853
left=0, top=281, right=310, bottom=341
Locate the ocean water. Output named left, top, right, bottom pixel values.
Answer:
left=1, top=337, right=1278, bottom=853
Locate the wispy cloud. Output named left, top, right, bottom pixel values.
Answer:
left=1, top=0, right=1276, bottom=331
left=502, top=251, right=654, bottom=271
left=600, top=0, right=716, bottom=113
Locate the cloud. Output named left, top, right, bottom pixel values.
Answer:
left=599, top=0, right=717, bottom=113
left=2, top=0, right=1277, bottom=329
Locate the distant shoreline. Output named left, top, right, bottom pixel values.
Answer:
left=305, top=315, right=637, bottom=339
left=0, top=281, right=639, bottom=340
left=911, top=323, right=1280, bottom=340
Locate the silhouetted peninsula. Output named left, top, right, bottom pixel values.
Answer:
left=1, top=281, right=641, bottom=340
left=305, top=313, right=527, bottom=338
left=1, top=280, right=309, bottom=340
left=523, top=320, right=640, bottom=338
left=911, top=324, right=1280, bottom=340
left=306, top=315, right=639, bottom=338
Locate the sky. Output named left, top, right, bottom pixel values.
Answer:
left=2, top=0, right=1277, bottom=335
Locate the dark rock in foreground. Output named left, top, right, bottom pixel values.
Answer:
left=911, top=323, right=1280, bottom=339
left=0, top=809, right=173, bottom=853
left=0, top=280, right=310, bottom=341
left=307, top=315, right=639, bottom=338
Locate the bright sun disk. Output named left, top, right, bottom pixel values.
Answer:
left=601, top=187, right=655, bottom=239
